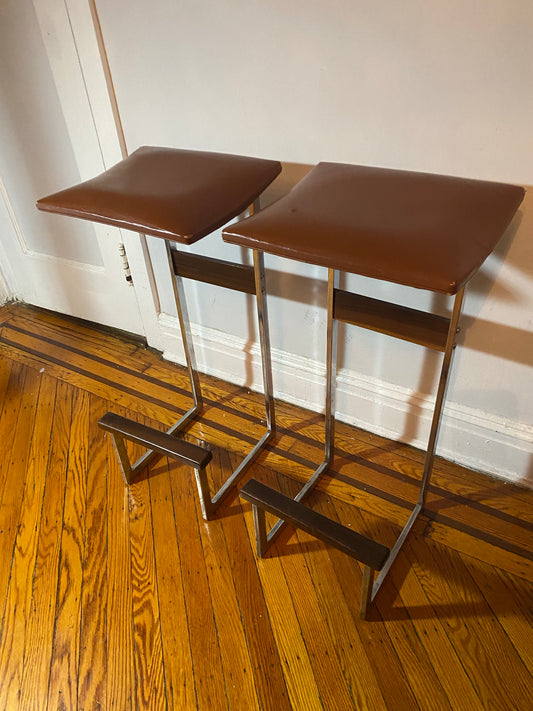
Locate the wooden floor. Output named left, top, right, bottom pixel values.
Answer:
left=0, top=303, right=532, bottom=711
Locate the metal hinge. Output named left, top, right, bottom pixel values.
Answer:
left=118, top=243, right=133, bottom=284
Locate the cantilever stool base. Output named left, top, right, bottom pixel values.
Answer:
left=225, top=161, right=525, bottom=615
left=37, top=146, right=281, bottom=517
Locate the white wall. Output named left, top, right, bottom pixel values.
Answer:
left=93, top=0, right=533, bottom=485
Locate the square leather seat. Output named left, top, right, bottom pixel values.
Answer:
left=223, top=162, right=525, bottom=294
left=37, top=145, right=281, bottom=244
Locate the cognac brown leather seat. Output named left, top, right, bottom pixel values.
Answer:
left=37, top=145, right=281, bottom=244
left=222, top=162, right=525, bottom=294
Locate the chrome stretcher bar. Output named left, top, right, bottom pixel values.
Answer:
left=223, top=161, right=525, bottom=617
left=37, top=146, right=281, bottom=518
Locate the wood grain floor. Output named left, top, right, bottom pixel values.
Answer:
left=0, top=302, right=532, bottom=710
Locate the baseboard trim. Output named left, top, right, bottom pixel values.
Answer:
left=159, top=313, right=533, bottom=484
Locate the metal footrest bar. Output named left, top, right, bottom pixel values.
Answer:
left=99, top=411, right=211, bottom=477
left=126, top=402, right=202, bottom=477
left=240, top=478, right=390, bottom=619
left=98, top=412, right=223, bottom=518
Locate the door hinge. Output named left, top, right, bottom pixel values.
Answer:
left=118, top=243, right=133, bottom=285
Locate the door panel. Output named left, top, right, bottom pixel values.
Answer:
left=0, top=0, right=144, bottom=335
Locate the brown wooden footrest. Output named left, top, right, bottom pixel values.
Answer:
left=98, top=411, right=212, bottom=484
left=240, top=479, right=389, bottom=618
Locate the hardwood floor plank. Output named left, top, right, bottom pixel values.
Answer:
left=275, top=522, right=364, bottom=710
left=0, top=362, right=28, bottom=508
left=18, top=380, right=73, bottom=711
left=215, top=459, right=293, bottom=711
left=0, top=324, right=191, bottom=411
left=105, top=407, right=136, bottom=711
left=195, top=452, right=261, bottom=711
left=344, top=512, right=463, bottom=711
left=240, top=480, right=326, bottom=711
left=358, top=509, right=485, bottom=711
left=46, top=388, right=90, bottom=711
left=424, top=513, right=533, bottom=583
left=0, top=373, right=56, bottom=711
left=281, top=437, right=533, bottom=563
left=331, top=496, right=465, bottom=710
left=1, top=304, right=532, bottom=711
left=308, top=494, right=421, bottom=711
left=467, top=560, right=533, bottom=671
left=287, top=505, right=389, bottom=710
left=4, top=316, right=530, bottom=575
left=148, top=455, right=197, bottom=711
left=4, top=305, right=533, bottom=511
left=373, top=592, right=453, bottom=710
left=0, top=365, right=40, bottom=618
left=7, top=307, right=152, bottom=365
left=128, top=472, right=167, bottom=711
left=168, top=457, right=229, bottom=711
left=77, top=396, right=110, bottom=709
left=403, top=533, right=533, bottom=710
left=0, top=355, right=13, bottom=412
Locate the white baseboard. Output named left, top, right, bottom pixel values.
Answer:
left=159, top=313, right=533, bottom=485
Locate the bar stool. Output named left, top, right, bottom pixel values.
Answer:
left=222, top=161, right=524, bottom=617
left=37, top=145, right=281, bottom=518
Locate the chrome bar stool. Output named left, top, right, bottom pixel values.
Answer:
left=37, top=146, right=281, bottom=518
left=223, top=161, right=524, bottom=617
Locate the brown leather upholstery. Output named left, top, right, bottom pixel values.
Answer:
left=37, top=146, right=281, bottom=244
left=223, top=162, right=525, bottom=294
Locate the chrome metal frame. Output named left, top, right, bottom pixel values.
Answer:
left=368, top=286, right=464, bottom=610
left=125, top=202, right=275, bottom=518
left=263, top=268, right=339, bottom=544
left=125, top=238, right=203, bottom=481
left=251, top=257, right=466, bottom=616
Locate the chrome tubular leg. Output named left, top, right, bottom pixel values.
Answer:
left=208, top=248, right=276, bottom=508
left=265, top=268, right=339, bottom=546
left=252, top=504, right=268, bottom=556
left=324, top=268, right=339, bottom=467
left=418, top=287, right=465, bottom=506
left=253, top=249, right=276, bottom=432
left=370, top=287, right=465, bottom=606
left=128, top=241, right=204, bottom=476
left=293, top=267, right=339, bottom=499
left=165, top=240, right=203, bottom=413
left=360, top=566, right=375, bottom=620
left=194, top=466, right=215, bottom=520
left=109, top=432, right=133, bottom=485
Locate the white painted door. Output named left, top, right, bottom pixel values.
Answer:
left=0, top=0, right=144, bottom=335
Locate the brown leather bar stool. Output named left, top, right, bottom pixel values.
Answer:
left=37, top=145, right=281, bottom=518
left=223, top=161, right=524, bottom=617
